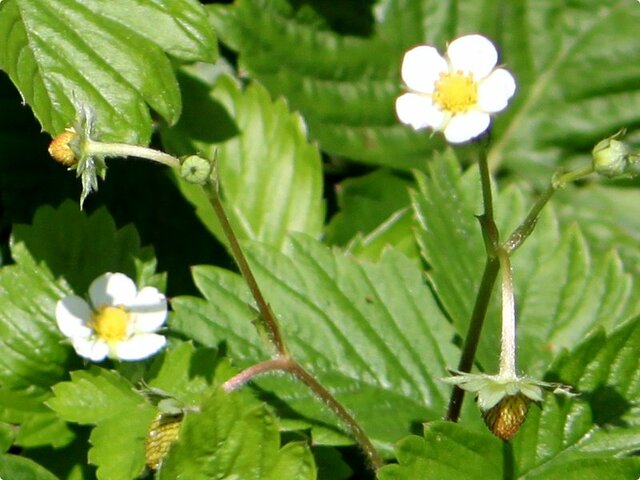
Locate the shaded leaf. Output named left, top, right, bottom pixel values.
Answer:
left=0, top=454, right=59, bottom=480
left=11, top=200, right=159, bottom=294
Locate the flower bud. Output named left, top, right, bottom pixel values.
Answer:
left=180, top=155, right=212, bottom=185
left=145, top=412, right=183, bottom=470
left=48, top=130, right=78, bottom=167
left=482, top=392, right=530, bottom=440
left=592, top=133, right=632, bottom=178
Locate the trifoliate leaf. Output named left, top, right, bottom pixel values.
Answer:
left=0, top=0, right=217, bottom=144
left=159, top=388, right=316, bottom=480
left=163, top=72, right=325, bottom=251
left=171, top=235, right=458, bottom=455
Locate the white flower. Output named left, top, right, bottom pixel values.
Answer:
left=396, top=34, right=516, bottom=143
left=56, top=272, right=167, bottom=361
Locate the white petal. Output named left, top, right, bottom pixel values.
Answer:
left=401, top=45, right=448, bottom=93
left=129, top=287, right=167, bottom=332
left=56, top=296, right=93, bottom=339
left=89, top=273, right=137, bottom=307
left=477, top=68, right=516, bottom=113
left=113, top=334, right=167, bottom=361
left=72, top=337, right=109, bottom=362
left=446, top=34, right=498, bottom=79
left=396, top=93, right=447, bottom=130
left=127, top=287, right=167, bottom=332
left=443, top=111, right=491, bottom=143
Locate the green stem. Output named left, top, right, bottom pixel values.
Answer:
left=207, top=179, right=383, bottom=470
left=85, top=140, right=181, bottom=169
left=497, top=249, right=516, bottom=377
left=504, top=165, right=594, bottom=254
left=207, top=186, right=288, bottom=356
left=447, top=159, right=594, bottom=421
left=287, top=361, right=385, bottom=471
left=445, top=257, right=499, bottom=421
left=223, top=356, right=384, bottom=471
left=446, top=150, right=500, bottom=421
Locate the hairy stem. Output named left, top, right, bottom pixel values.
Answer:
left=207, top=186, right=288, bottom=356
left=222, top=356, right=384, bottom=471
left=446, top=150, right=500, bottom=421
left=207, top=179, right=382, bottom=470
left=85, top=140, right=181, bottom=168
left=497, top=249, right=516, bottom=377
left=504, top=165, right=593, bottom=253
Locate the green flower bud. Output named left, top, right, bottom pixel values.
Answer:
left=180, top=155, right=212, bottom=185
left=592, top=131, right=632, bottom=178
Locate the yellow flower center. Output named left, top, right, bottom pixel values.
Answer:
left=91, top=305, right=130, bottom=342
left=433, top=71, right=478, bottom=114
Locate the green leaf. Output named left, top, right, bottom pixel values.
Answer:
left=159, top=388, right=316, bottom=480
left=88, top=407, right=156, bottom=480
left=171, top=235, right=458, bottom=455
left=144, top=341, right=230, bottom=408
left=15, top=411, right=75, bottom=449
left=0, top=454, right=59, bottom=480
left=513, top=316, right=640, bottom=476
left=412, top=151, right=640, bottom=374
left=11, top=200, right=158, bottom=294
left=212, top=0, right=640, bottom=178
left=48, top=368, right=145, bottom=425
left=325, top=169, right=413, bottom=245
left=209, top=0, right=440, bottom=169
left=48, top=367, right=155, bottom=480
left=0, top=423, right=15, bottom=454
left=489, top=1, right=640, bottom=180
left=554, top=183, right=640, bottom=274
left=163, top=72, right=325, bottom=251
left=0, top=252, right=72, bottom=390
left=377, top=423, right=503, bottom=480
left=0, top=0, right=217, bottom=144
left=380, top=317, right=640, bottom=479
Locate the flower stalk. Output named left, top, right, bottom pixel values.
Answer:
left=446, top=146, right=585, bottom=423
left=497, top=249, right=516, bottom=378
